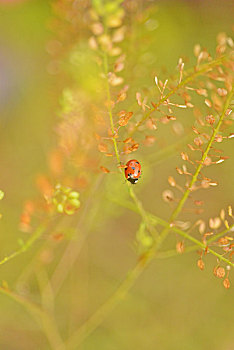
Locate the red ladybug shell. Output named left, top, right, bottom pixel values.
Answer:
left=125, top=159, right=141, bottom=184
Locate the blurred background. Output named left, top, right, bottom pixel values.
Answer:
left=0, top=0, right=233, bottom=349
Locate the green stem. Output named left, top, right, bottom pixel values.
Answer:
left=169, top=86, right=234, bottom=223
left=63, top=64, right=233, bottom=350
left=103, top=52, right=121, bottom=165
left=157, top=221, right=234, bottom=267
left=147, top=86, right=233, bottom=264
left=207, top=225, right=234, bottom=244
left=0, top=224, right=46, bottom=267
left=64, top=206, right=233, bottom=350
left=103, top=50, right=154, bottom=232
left=71, top=38, right=233, bottom=350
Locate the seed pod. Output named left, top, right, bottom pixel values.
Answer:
left=216, top=267, right=225, bottom=279
left=206, top=115, right=215, bottom=125
left=176, top=241, right=185, bottom=254
left=205, top=99, right=212, bottom=107
left=223, top=278, right=230, bottom=289
left=168, top=176, right=176, bottom=187
left=217, top=88, right=227, bottom=97
left=197, top=259, right=205, bottom=270
left=162, top=189, right=174, bottom=203
left=209, top=217, right=221, bottom=229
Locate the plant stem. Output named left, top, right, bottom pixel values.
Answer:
left=109, top=194, right=234, bottom=265
left=150, top=81, right=233, bottom=262
left=0, top=224, right=46, bottom=267
left=68, top=46, right=234, bottom=350
left=169, top=86, right=233, bottom=223
left=103, top=51, right=155, bottom=233
left=103, top=52, right=121, bottom=165
left=155, top=219, right=234, bottom=266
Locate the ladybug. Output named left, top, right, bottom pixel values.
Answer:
left=125, top=159, right=141, bottom=184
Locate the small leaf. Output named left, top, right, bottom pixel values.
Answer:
left=123, top=137, right=133, bottom=143
left=129, top=143, right=139, bottom=152
left=100, top=166, right=110, bottom=173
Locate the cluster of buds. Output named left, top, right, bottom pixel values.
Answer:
left=52, top=184, right=80, bottom=215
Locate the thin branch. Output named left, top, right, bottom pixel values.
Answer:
left=157, top=224, right=234, bottom=259
left=158, top=221, right=234, bottom=266
left=129, top=55, right=228, bottom=136
left=64, top=42, right=233, bottom=350
left=169, top=86, right=233, bottom=223
left=103, top=52, right=121, bottom=165
left=109, top=196, right=234, bottom=266
left=0, top=224, right=46, bottom=267
left=206, top=225, right=234, bottom=244
left=64, top=208, right=233, bottom=349
left=103, top=50, right=156, bottom=235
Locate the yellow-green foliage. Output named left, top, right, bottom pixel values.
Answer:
left=0, top=1, right=233, bottom=349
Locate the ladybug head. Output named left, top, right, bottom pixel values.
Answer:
left=127, top=177, right=138, bottom=184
